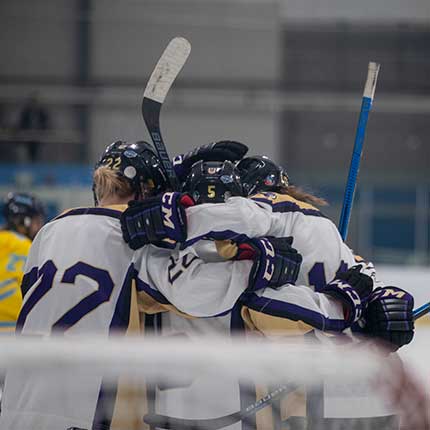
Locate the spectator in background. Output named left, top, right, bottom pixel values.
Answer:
left=17, top=93, right=51, bottom=162
left=0, top=192, right=45, bottom=333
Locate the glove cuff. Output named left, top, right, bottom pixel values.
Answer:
left=324, top=279, right=365, bottom=324
left=161, top=192, right=188, bottom=242
left=247, top=238, right=275, bottom=291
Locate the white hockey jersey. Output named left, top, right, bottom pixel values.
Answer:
left=0, top=205, right=255, bottom=430
left=185, top=193, right=359, bottom=285
left=133, top=194, right=353, bottom=430
left=180, top=193, right=363, bottom=333
left=0, top=198, right=374, bottom=430
left=148, top=193, right=386, bottom=429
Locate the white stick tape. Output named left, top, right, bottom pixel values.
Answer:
left=144, top=37, right=191, bottom=104
left=363, top=62, right=381, bottom=100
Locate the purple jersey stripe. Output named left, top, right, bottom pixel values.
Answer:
left=244, top=293, right=346, bottom=332
left=109, top=265, right=135, bottom=331
left=182, top=230, right=250, bottom=249
left=251, top=197, right=326, bottom=218
left=54, top=207, right=122, bottom=221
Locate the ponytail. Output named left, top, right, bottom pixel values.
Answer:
left=93, top=167, right=133, bottom=204
left=278, top=185, right=328, bottom=207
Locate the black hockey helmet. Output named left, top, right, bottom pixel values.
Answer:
left=183, top=160, right=244, bottom=204
left=237, top=155, right=290, bottom=196
left=93, top=140, right=168, bottom=204
left=3, top=192, right=45, bottom=232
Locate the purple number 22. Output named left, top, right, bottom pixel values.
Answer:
left=17, top=260, right=114, bottom=332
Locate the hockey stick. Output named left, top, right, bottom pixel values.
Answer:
left=335, top=63, right=427, bottom=321
left=142, top=301, right=427, bottom=430
left=143, top=383, right=295, bottom=430
left=413, top=302, right=430, bottom=320
left=338, top=62, right=380, bottom=241
left=142, top=37, right=191, bottom=191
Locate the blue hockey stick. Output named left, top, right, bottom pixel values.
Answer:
left=339, top=62, right=380, bottom=241
left=338, top=62, right=429, bottom=321
left=413, top=302, right=430, bottom=320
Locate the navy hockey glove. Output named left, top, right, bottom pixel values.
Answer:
left=364, top=286, right=414, bottom=351
left=172, top=140, right=249, bottom=183
left=120, top=192, right=195, bottom=250
left=235, top=236, right=302, bottom=292
left=324, top=263, right=374, bottom=325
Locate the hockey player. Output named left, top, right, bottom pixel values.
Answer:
left=0, top=192, right=44, bottom=333
left=121, top=158, right=383, bottom=430
left=120, top=148, right=415, bottom=429
left=122, top=153, right=376, bottom=336
left=122, top=146, right=414, bottom=351
left=0, top=141, right=301, bottom=430
left=236, top=154, right=414, bottom=351
left=235, top=155, right=416, bottom=428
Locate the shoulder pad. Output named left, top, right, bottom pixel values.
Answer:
left=250, top=192, right=325, bottom=217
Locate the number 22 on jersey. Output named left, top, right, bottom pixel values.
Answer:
left=17, top=260, right=114, bottom=332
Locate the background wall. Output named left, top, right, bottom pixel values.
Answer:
left=0, top=3, right=429, bottom=421
left=0, top=0, right=429, bottom=264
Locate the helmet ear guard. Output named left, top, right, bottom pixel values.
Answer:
left=183, top=160, right=244, bottom=205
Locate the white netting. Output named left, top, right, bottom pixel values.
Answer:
left=0, top=334, right=428, bottom=430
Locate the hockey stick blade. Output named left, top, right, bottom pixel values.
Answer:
left=144, top=37, right=191, bottom=104
left=142, top=37, right=191, bottom=191
left=143, top=383, right=295, bottom=430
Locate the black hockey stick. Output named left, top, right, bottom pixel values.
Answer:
left=143, top=383, right=296, bottom=430
left=142, top=37, right=191, bottom=191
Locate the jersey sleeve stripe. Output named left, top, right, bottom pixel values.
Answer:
left=251, top=197, right=326, bottom=218
left=135, top=277, right=170, bottom=305
left=0, top=321, right=16, bottom=327
left=109, top=265, right=134, bottom=331
left=243, top=294, right=346, bottom=332
left=0, top=279, right=15, bottom=290
left=135, top=276, right=232, bottom=318
left=181, top=230, right=250, bottom=249
left=0, top=289, right=16, bottom=302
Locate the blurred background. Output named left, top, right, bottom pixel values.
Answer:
left=0, top=0, right=429, bottom=266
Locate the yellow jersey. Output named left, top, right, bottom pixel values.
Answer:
left=0, top=230, right=31, bottom=332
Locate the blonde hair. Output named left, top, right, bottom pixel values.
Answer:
left=93, top=166, right=133, bottom=204
left=279, top=185, right=328, bottom=207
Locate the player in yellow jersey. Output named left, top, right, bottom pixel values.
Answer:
left=0, top=192, right=44, bottom=333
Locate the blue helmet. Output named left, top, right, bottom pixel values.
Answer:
left=3, top=192, right=45, bottom=232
